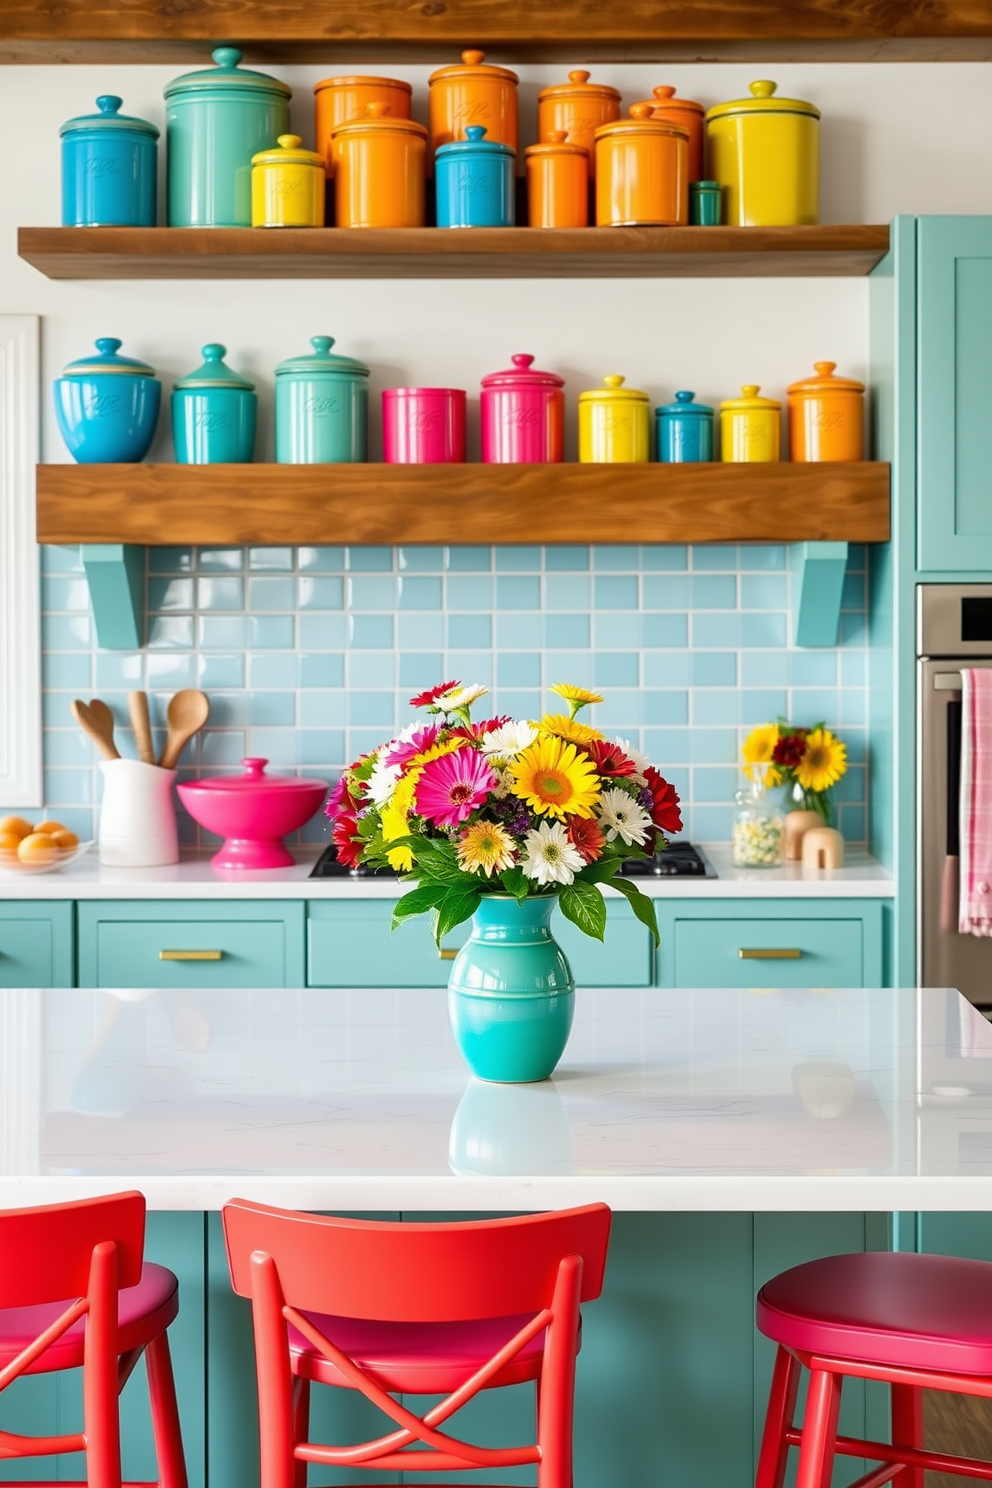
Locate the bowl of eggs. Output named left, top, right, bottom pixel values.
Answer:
left=0, top=815, right=94, bottom=874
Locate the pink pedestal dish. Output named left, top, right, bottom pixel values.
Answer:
left=177, top=757, right=328, bottom=869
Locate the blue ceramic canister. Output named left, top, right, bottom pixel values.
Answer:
left=655, top=389, right=714, bottom=462
left=164, top=47, right=291, bottom=227
left=53, top=338, right=161, bottom=464
left=172, top=344, right=257, bottom=464
left=60, top=96, right=159, bottom=227
left=435, top=125, right=515, bottom=228
left=274, top=335, right=369, bottom=464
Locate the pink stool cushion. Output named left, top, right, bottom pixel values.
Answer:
left=758, top=1251, right=992, bottom=1375
left=0, top=1262, right=179, bottom=1375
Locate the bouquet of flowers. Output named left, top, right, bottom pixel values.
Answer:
left=741, top=719, right=847, bottom=822
left=325, top=681, right=682, bottom=947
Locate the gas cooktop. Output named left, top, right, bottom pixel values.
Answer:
left=309, top=840, right=716, bottom=879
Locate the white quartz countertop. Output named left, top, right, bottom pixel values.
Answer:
left=2, top=983, right=987, bottom=1212
left=0, top=845, right=893, bottom=899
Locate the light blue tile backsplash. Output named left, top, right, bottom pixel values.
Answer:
left=27, top=543, right=870, bottom=850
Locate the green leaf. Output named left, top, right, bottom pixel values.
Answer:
left=414, top=847, right=467, bottom=885
left=576, top=853, right=628, bottom=885
left=434, top=888, right=481, bottom=944
left=390, top=883, right=448, bottom=931
left=500, top=865, right=529, bottom=899
left=558, top=880, right=607, bottom=942
left=607, top=877, right=660, bottom=948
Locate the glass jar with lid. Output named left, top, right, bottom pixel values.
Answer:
left=731, top=769, right=785, bottom=868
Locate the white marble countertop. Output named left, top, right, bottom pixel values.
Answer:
left=2, top=983, right=987, bottom=1212
left=0, top=845, right=894, bottom=900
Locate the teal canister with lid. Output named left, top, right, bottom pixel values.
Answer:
left=60, top=95, right=159, bottom=226
left=172, top=343, right=257, bottom=464
left=656, top=390, right=714, bottom=462
left=164, top=47, right=292, bottom=226
left=274, top=335, right=369, bottom=464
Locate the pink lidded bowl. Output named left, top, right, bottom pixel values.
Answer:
left=177, top=757, right=328, bottom=869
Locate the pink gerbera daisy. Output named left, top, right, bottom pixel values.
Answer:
left=384, top=724, right=440, bottom=768
left=414, top=747, right=497, bottom=827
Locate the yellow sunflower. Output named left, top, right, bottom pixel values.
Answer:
left=795, top=728, right=847, bottom=793
left=510, top=734, right=600, bottom=819
left=380, top=769, right=421, bottom=871
left=742, top=723, right=781, bottom=786
left=548, top=682, right=604, bottom=719
left=538, top=712, right=604, bottom=747
left=408, top=737, right=462, bottom=769
left=457, top=820, right=517, bottom=877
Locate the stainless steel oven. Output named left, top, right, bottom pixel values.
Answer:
left=919, top=585, right=992, bottom=1010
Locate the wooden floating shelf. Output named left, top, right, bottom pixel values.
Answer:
left=18, top=225, right=891, bottom=281
left=37, top=462, right=891, bottom=547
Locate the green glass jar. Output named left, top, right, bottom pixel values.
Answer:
left=274, top=335, right=370, bottom=464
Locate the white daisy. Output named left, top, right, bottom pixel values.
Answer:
left=520, top=820, right=584, bottom=887
left=481, top=720, right=538, bottom=756
left=613, top=737, right=651, bottom=785
left=596, top=786, right=652, bottom=846
left=366, top=758, right=402, bottom=807
left=437, top=683, right=488, bottom=711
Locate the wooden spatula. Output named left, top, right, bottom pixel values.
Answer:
left=128, top=690, right=155, bottom=765
left=71, top=699, right=119, bottom=760
left=159, top=689, right=210, bottom=770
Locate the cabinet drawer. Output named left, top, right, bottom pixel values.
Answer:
left=673, top=917, right=864, bottom=989
left=0, top=904, right=73, bottom=987
left=77, top=902, right=305, bottom=988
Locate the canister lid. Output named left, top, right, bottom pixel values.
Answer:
left=524, top=130, right=589, bottom=158
left=690, top=179, right=721, bottom=192
left=332, top=103, right=427, bottom=139
left=656, top=389, right=714, bottom=417
left=274, top=335, right=370, bottom=378
left=720, top=384, right=782, bottom=411
left=480, top=353, right=564, bottom=389
left=435, top=124, right=515, bottom=158
left=164, top=47, right=292, bottom=103
left=60, top=337, right=155, bottom=378
left=173, top=343, right=255, bottom=392
left=428, top=49, right=519, bottom=86
left=313, top=73, right=412, bottom=98
left=705, top=80, right=820, bottom=123
left=251, top=133, right=326, bottom=166
left=594, top=103, right=689, bottom=140
left=635, top=84, right=704, bottom=118
left=59, top=95, right=160, bottom=139
left=537, top=70, right=621, bottom=103
left=578, top=374, right=649, bottom=404
left=188, top=758, right=328, bottom=794
left=786, top=360, right=865, bottom=396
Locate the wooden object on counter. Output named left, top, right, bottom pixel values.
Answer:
left=159, top=689, right=209, bottom=770
left=128, top=690, right=155, bottom=765
left=71, top=699, right=119, bottom=760
left=784, top=809, right=821, bottom=860
left=801, top=827, right=844, bottom=870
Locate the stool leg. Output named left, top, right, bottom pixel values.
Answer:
left=292, top=1378, right=310, bottom=1488
left=890, top=1383, right=924, bottom=1488
left=756, top=1346, right=801, bottom=1488
left=795, top=1369, right=842, bottom=1488
left=145, top=1331, right=188, bottom=1488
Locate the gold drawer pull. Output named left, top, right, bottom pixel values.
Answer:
left=438, top=947, right=458, bottom=961
left=159, top=949, right=223, bottom=962
left=739, top=948, right=802, bottom=960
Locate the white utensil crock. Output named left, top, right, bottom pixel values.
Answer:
left=99, top=759, right=179, bottom=867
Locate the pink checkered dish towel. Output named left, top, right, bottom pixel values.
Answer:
left=959, top=667, right=992, bottom=935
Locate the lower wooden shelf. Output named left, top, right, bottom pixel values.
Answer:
left=36, top=461, right=890, bottom=546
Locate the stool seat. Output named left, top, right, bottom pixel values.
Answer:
left=758, top=1250, right=992, bottom=1375
left=0, top=1262, right=179, bottom=1375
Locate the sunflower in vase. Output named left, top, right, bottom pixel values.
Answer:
left=742, top=719, right=847, bottom=824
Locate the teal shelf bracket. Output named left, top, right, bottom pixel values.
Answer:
left=788, top=541, right=849, bottom=648
left=81, top=544, right=145, bottom=650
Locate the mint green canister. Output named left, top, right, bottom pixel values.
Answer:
left=274, top=335, right=369, bottom=464
left=172, top=343, right=257, bottom=464
left=165, top=47, right=291, bottom=227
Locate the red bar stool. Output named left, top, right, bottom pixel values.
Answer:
left=755, top=1249, right=992, bottom=1488
left=0, top=1190, right=188, bottom=1488
left=222, top=1197, right=612, bottom=1488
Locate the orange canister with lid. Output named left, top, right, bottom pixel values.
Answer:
left=525, top=132, right=588, bottom=227
left=428, top=49, right=518, bottom=167
left=333, top=104, right=427, bottom=228
left=595, top=104, right=688, bottom=226
left=787, top=361, right=865, bottom=462
left=635, top=85, right=705, bottom=182
left=537, top=70, right=620, bottom=179
left=313, top=75, right=412, bottom=175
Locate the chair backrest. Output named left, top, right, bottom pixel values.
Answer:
left=0, top=1191, right=145, bottom=1308
left=223, top=1199, right=611, bottom=1322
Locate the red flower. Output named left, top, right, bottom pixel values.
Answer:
left=451, top=714, right=511, bottom=742
left=331, top=813, right=363, bottom=868
left=409, top=680, right=459, bottom=709
left=773, top=730, right=808, bottom=769
left=643, top=766, right=683, bottom=837
left=586, top=739, right=636, bottom=778
left=567, top=814, right=605, bottom=864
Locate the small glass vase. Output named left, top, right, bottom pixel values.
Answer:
left=732, top=771, right=785, bottom=868
left=785, top=778, right=832, bottom=824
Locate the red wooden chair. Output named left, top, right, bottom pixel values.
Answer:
left=755, top=1249, right=992, bottom=1488
left=222, top=1198, right=612, bottom=1488
left=0, top=1190, right=187, bottom=1488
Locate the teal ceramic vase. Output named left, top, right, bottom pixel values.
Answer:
left=447, top=895, right=575, bottom=1084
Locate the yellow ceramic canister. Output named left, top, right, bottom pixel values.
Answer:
left=595, top=105, right=688, bottom=227
left=705, top=79, right=820, bottom=226
left=428, top=49, right=518, bottom=168
left=720, top=385, right=781, bottom=463
left=579, top=374, right=650, bottom=463
left=333, top=104, right=427, bottom=228
left=313, top=75, right=412, bottom=176
left=787, top=361, right=865, bottom=462
left=251, top=134, right=325, bottom=227
left=635, top=85, right=706, bottom=182
left=525, top=132, right=588, bottom=228
left=536, top=70, right=620, bottom=179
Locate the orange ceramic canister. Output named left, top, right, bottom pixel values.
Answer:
left=537, top=70, right=620, bottom=179
left=526, top=133, right=588, bottom=227
left=787, top=360, right=865, bottom=462
left=333, top=104, right=428, bottom=228
left=428, top=50, right=518, bottom=168
left=595, top=104, right=688, bottom=226
left=636, top=85, right=705, bottom=182
left=314, top=74, right=412, bottom=176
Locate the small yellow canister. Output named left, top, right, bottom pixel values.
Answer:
left=706, top=80, right=820, bottom=226
left=720, top=385, right=781, bottom=462
left=251, top=134, right=325, bottom=227
left=579, top=374, right=650, bottom=463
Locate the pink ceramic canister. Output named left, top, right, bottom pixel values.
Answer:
left=480, top=353, right=565, bottom=464
left=382, top=387, right=466, bottom=463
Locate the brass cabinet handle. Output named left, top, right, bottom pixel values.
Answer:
left=438, top=947, right=458, bottom=961
left=159, top=949, right=223, bottom=962
left=739, top=948, right=802, bottom=960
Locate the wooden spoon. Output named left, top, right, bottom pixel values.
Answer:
left=159, top=689, right=210, bottom=771
left=71, top=699, right=119, bottom=761
left=87, top=699, right=119, bottom=757
left=128, top=690, right=155, bottom=765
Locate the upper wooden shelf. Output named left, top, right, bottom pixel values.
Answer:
left=19, top=225, right=890, bottom=281
left=36, top=461, right=891, bottom=547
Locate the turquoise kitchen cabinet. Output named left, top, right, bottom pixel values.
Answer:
left=656, top=900, right=885, bottom=988
left=0, top=902, right=73, bottom=986
left=77, top=901, right=305, bottom=988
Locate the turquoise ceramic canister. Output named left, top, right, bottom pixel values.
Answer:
left=435, top=126, right=515, bottom=228
left=60, top=95, right=159, bottom=227
left=172, top=344, right=257, bottom=464
left=164, top=47, right=291, bottom=227
left=655, top=389, right=715, bottom=462
left=53, top=337, right=161, bottom=463
left=274, top=335, right=369, bottom=464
